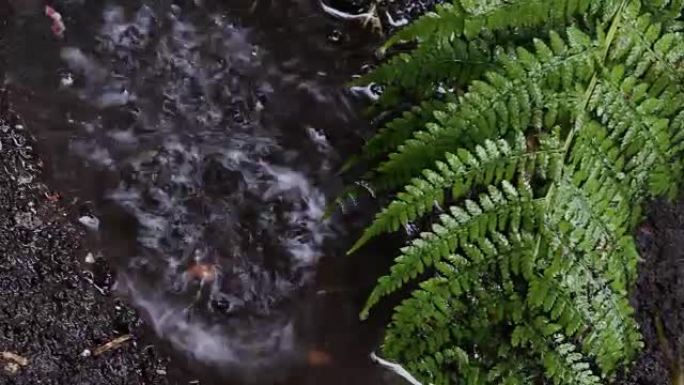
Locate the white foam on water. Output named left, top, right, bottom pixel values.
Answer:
left=106, top=135, right=330, bottom=366
left=259, top=161, right=328, bottom=265
left=58, top=2, right=345, bottom=372
left=119, top=276, right=299, bottom=369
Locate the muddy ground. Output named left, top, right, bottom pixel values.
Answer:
left=0, top=93, right=174, bottom=384
left=620, top=200, right=684, bottom=385
left=0, top=3, right=174, bottom=385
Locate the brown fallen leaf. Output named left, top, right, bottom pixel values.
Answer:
left=307, top=349, right=333, bottom=367
left=185, top=263, right=217, bottom=283
left=45, top=5, right=66, bottom=38
left=1, top=352, right=29, bottom=366
left=93, top=334, right=132, bottom=356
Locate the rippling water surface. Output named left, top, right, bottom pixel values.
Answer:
left=3, top=1, right=395, bottom=383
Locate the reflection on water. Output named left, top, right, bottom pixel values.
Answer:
left=2, top=0, right=395, bottom=384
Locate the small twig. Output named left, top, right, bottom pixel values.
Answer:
left=370, top=351, right=424, bottom=385
left=320, top=0, right=374, bottom=20
left=81, top=271, right=107, bottom=295
left=1, top=352, right=29, bottom=367
left=385, top=11, right=408, bottom=27
left=319, top=0, right=382, bottom=32
left=93, top=335, right=132, bottom=356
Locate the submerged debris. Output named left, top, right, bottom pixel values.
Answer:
left=307, top=349, right=333, bottom=366
left=45, top=5, right=65, bottom=38
left=184, top=262, right=218, bottom=284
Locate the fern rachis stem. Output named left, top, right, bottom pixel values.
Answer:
left=531, top=0, right=628, bottom=266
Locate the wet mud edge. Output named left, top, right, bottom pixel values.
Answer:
left=0, top=2, right=174, bottom=376
left=0, top=87, right=173, bottom=384
left=621, top=198, right=684, bottom=385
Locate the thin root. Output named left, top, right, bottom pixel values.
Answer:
left=319, top=1, right=382, bottom=33
left=370, top=351, right=423, bottom=385
left=93, top=334, right=132, bottom=356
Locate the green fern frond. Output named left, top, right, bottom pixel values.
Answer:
left=536, top=228, right=642, bottom=370
left=384, top=0, right=620, bottom=48
left=610, top=3, right=684, bottom=80
left=386, top=258, right=532, bottom=381
left=589, top=72, right=674, bottom=195
left=360, top=181, right=540, bottom=318
left=368, top=28, right=596, bottom=192
left=340, top=0, right=684, bottom=384
left=356, top=36, right=497, bottom=101
left=348, top=132, right=563, bottom=253
left=340, top=98, right=451, bottom=174
left=514, top=325, right=602, bottom=385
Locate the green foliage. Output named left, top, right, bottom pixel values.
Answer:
left=340, top=0, right=684, bottom=383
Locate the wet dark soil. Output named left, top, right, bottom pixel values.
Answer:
left=0, top=3, right=173, bottom=384
left=620, top=199, right=684, bottom=385
left=0, top=91, right=172, bottom=384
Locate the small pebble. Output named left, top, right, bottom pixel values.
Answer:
left=80, top=349, right=91, bottom=357
left=84, top=252, right=95, bottom=264
left=78, top=215, right=100, bottom=231
left=156, top=369, right=167, bottom=375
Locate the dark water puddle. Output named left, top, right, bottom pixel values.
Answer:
left=1, top=1, right=396, bottom=383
